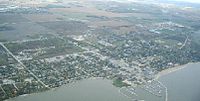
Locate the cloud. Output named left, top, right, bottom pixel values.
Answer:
left=174, top=0, right=200, bottom=3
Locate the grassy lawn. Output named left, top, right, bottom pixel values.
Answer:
left=112, top=78, right=130, bottom=88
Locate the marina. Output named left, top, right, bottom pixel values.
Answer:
left=5, top=63, right=200, bottom=101
left=159, top=63, right=200, bottom=101
left=1, top=0, right=200, bottom=101
left=119, top=62, right=200, bottom=101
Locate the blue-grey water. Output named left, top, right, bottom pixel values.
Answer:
left=7, top=78, right=131, bottom=101
left=159, top=63, right=200, bottom=101
left=7, top=63, right=200, bottom=101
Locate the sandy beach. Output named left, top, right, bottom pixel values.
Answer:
left=154, top=62, right=197, bottom=80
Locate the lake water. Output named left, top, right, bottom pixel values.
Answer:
left=159, top=63, right=200, bottom=101
left=7, top=78, right=131, bottom=101
left=7, top=63, right=200, bottom=101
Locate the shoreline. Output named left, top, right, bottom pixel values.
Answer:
left=5, top=62, right=199, bottom=101
left=5, top=77, right=106, bottom=101
left=155, top=62, right=198, bottom=80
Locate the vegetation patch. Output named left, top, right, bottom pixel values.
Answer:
left=112, top=77, right=130, bottom=88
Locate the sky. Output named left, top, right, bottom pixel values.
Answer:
left=126, top=0, right=200, bottom=3
left=174, top=0, right=200, bottom=3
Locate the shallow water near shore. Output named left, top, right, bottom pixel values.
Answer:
left=159, top=63, right=200, bottom=101
left=7, top=63, right=200, bottom=101
left=7, top=78, right=132, bottom=101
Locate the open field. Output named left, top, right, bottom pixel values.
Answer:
left=22, top=14, right=65, bottom=22
left=1, top=0, right=200, bottom=101
left=49, top=7, right=130, bottom=18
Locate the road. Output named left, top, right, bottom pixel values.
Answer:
left=180, top=36, right=189, bottom=49
left=0, top=85, right=7, bottom=96
left=0, top=42, right=49, bottom=88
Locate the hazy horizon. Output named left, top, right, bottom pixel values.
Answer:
left=174, top=0, right=200, bottom=3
